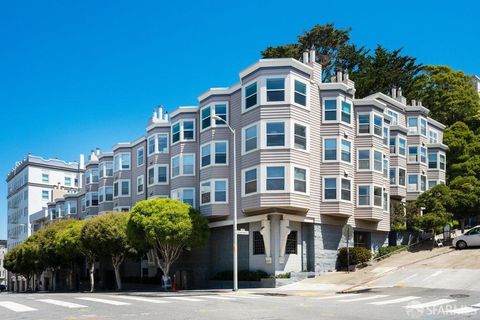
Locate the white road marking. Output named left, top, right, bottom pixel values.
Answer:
left=445, top=307, right=479, bottom=315
left=396, top=273, right=418, bottom=284
left=107, top=295, right=170, bottom=304
left=313, top=294, right=361, bottom=300
left=421, top=270, right=443, bottom=282
left=38, top=299, right=88, bottom=309
left=0, top=301, right=37, bottom=312
left=76, top=297, right=131, bottom=306
left=405, top=299, right=456, bottom=309
left=369, top=296, right=420, bottom=305
left=196, top=295, right=236, bottom=301
left=472, top=303, right=480, bottom=308
left=338, top=294, right=389, bottom=302
left=165, top=296, right=205, bottom=302
left=230, top=295, right=259, bottom=299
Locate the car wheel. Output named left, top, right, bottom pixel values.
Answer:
left=456, top=240, right=467, bottom=250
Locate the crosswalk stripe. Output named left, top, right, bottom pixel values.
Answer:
left=106, top=295, right=170, bottom=304
left=165, top=297, right=205, bottom=302
left=313, top=294, right=361, bottom=300
left=338, top=294, right=389, bottom=302
left=445, top=307, right=479, bottom=315
left=369, top=296, right=420, bottom=305
left=0, top=301, right=37, bottom=312
left=38, top=299, right=88, bottom=308
left=472, top=303, right=480, bottom=308
left=196, top=295, right=235, bottom=301
left=76, top=297, right=131, bottom=306
left=405, top=299, right=456, bottom=309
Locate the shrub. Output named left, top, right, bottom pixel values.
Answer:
left=337, top=247, right=372, bottom=270
left=212, top=270, right=269, bottom=281
left=376, top=245, right=407, bottom=258
left=272, top=272, right=291, bottom=279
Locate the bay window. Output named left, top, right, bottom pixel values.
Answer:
left=266, top=166, right=285, bottom=191
left=244, top=82, right=258, bottom=109
left=244, top=168, right=258, bottom=195
left=293, top=167, right=307, bottom=193
left=294, top=80, right=307, bottom=106
left=266, top=122, right=285, bottom=147
left=266, top=78, right=285, bottom=102
left=323, top=178, right=337, bottom=200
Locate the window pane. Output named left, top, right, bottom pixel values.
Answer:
left=266, top=122, right=285, bottom=147
left=324, top=138, right=337, bottom=161
left=158, top=167, right=167, bottom=183
left=294, top=124, right=307, bottom=150
left=214, top=180, right=227, bottom=202
left=294, top=80, right=307, bottom=106
left=245, top=83, right=257, bottom=109
left=341, top=139, right=351, bottom=162
left=359, top=186, right=370, bottom=205
left=201, top=106, right=211, bottom=129
left=158, top=134, right=168, bottom=153
left=245, top=169, right=257, bottom=194
left=359, top=114, right=370, bottom=133
left=183, top=155, right=194, bottom=174
left=215, top=142, right=227, bottom=164
left=294, top=168, right=306, bottom=193
left=324, top=100, right=337, bottom=121
left=266, top=167, right=285, bottom=190
left=341, top=101, right=351, bottom=123
left=245, top=125, right=257, bottom=152
left=214, top=104, right=227, bottom=125
left=358, top=150, right=370, bottom=169
left=341, top=179, right=351, bottom=201
left=201, top=145, right=211, bottom=167
left=374, top=187, right=382, bottom=206
left=324, top=178, right=337, bottom=200
left=266, top=78, right=285, bottom=102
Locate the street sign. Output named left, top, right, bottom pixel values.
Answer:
left=237, top=229, right=249, bottom=236
left=342, top=224, right=354, bottom=241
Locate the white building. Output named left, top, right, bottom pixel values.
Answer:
left=0, top=240, right=7, bottom=287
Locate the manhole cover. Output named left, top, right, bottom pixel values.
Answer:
left=450, top=294, right=469, bottom=299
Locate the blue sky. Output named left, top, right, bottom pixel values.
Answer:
left=0, top=0, right=479, bottom=239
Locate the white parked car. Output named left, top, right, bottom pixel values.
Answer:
left=453, top=226, right=480, bottom=249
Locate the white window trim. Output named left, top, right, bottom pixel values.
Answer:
left=292, top=120, right=310, bottom=153
left=291, top=165, right=309, bottom=195
left=428, top=129, right=439, bottom=144
left=137, top=175, right=145, bottom=195
left=407, top=174, right=419, bottom=192
left=407, top=116, right=420, bottom=135
left=171, top=119, right=196, bottom=145
left=200, top=178, right=229, bottom=205
left=114, top=152, right=131, bottom=172
left=290, top=75, right=310, bottom=110
left=113, top=179, right=131, bottom=199
left=420, top=117, right=428, bottom=137
left=241, top=122, right=260, bottom=155
left=357, top=184, right=383, bottom=208
left=147, top=164, right=170, bottom=186
left=171, top=187, right=196, bottom=207
left=357, top=112, right=372, bottom=136
left=322, top=176, right=338, bottom=202
left=261, top=164, right=288, bottom=194
left=136, top=147, right=145, bottom=167
left=171, top=154, right=196, bottom=179
left=407, top=145, right=420, bottom=164
left=200, top=140, right=229, bottom=169
left=357, top=148, right=372, bottom=171
left=322, top=96, right=353, bottom=126
left=263, top=75, right=287, bottom=105
left=322, top=136, right=339, bottom=163
left=395, top=136, right=407, bottom=158
left=200, top=102, right=229, bottom=132
left=262, top=119, right=290, bottom=149
left=373, top=150, right=384, bottom=173
left=147, top=132, right=170, bottom=156
left=113, top=206, right=131, bottom=212
left=241, top=165, right=260, bottom=197
left=241, top=79, right=259, bottom=113
left=384, top=108, right=399, bottom=126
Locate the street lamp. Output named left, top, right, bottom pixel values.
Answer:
left=212, top=115, right=238, bottom=292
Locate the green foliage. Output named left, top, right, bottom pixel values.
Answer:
left=391, top=202, right=407, bottom=231
left=337, top=247, right=372, bottom=269
left=409, top=66, right=480, bottom=127
left=449, top=176, right=480, bottom=227
left=212, top=270, right=269, bottom=281
left=55, top=219, right=85, bottom=263
left=405, top=201, right=421, bottom=232
left=127, top=198, right=209, bottom=276
left=414, top=185, right=454, bottom=236
left=272, top=272, right=291, bottom=279
left=376, top=245, right=407, bottom=259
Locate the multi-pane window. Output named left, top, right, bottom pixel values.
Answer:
left=383, top=191, right=389, bottom=212
left=157, top=166, right=168, bottom=183
left=390, top=167, right=396, bottom=185
left=294, top=124, right=307, bottom=150
left=148, top=136, right=155, bottom=155
left=114, top=180, right=130, bottom=197
left=244, top=168, right=258, bottom=195
left=383, top=126, right=389, bottom=146
left=137, top=147, right=144, bottom=166
left=148, top=167, right=155, bottom=185
left=421, top=175, right=427, bottom=191
left=408, top=175, right=418, bottom=191
left=374, top=151, right=383, bottom=172
left=294, top=80, right=307, bottom=106
left=285, top=231, right=297, bottom=254
left=148, top=133, right=169, bottom=155
left=390, top=137, right=396, bottom=154
left=64, top=177, right=71, bottom=187
left=201, top=103, right=228, bottom=130
left=408, top=146, right=418, bottom=162
left=245, top=82, right=258, bottom=109
left=244, top=124, right=258, bottom=153
left=200, top=180, right=228, bottom=204
left=201, top=181, right=211, bottom=204
left=373, top=115, right=383, bottom=136
left=42, top=173, right=49, bottom=183
left=341, top=101, right=351, bottom=124
left=358, top=149, right=370, bottom=170
left=201, top=144, right=210, bottom=167
left=171, top=154, right=195, bottom=177
left=358, top=114, right=370, bottom=134
left=266, top=78, right=285, bottom=102
left=420, top=147, right=427, bottom=164
left=428, top=180, right=438, bottom=189
left=398, top=168, right=406, bottom=186
left=440, top=154, right=446, bottom=170
left=324, top=178, right=337, bottom=200
left=324, top=100, right=337, bottom=121
left=201, top=142, right=227, bottom=167
left=385, top=109, right=398, bottom=125
left=420, top=118, right=427, bottom=136
left=374, top=186, right=382, bottom=207
left=428, top=153, right=437, bottom=169
left=105, top=186, right=113, bottom=202
left=215, top=142, right=227, bottom=164
left=266, top=122, right=285, bottom=147
left=253, top=231, right=265, bottom=255
left=294, top=167, right=307, bottom=193
left=214, top=180, right=227, bottom=202
left=398, top=138, right=406, bottom=156
left=99, top=161, right=113, bottom=178
left=383, top=159, right=388, bottom=178
left=429, top=130, right=438, bottom=143
left=358, top=186, right=370, bottom=206
left=341, top=178, right=351, bottom=201
left=114, top=153, right=131, bottom=172
left=324, top=138, right=337, bottom=161
left=408, top=117, right=418, bottom=134
left=42, top=190, right=49, bottom=200
left=341, top=139, right=351, bottom=163
left=172, top=120, right=195, bottom=144
left=172, top=188, right=195, bottom=207
left=266, top=166, right=285, bottom=191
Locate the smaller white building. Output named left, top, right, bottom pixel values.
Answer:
left=0, top=240, right=7, bottom=286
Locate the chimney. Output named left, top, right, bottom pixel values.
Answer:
left=398, top=87, right=403, bottom=97
left=302, top=51, right=309, bottom=64
left=343, top=69, right=349, bottom=81
left=309, top=48, right=316, bottom=64
left=158, top=105, right=163, bottom=120
left=88, top=150, right=94, bottom=161
left=411, top=99, right=416, bottom=106
left=79, top=154, right=85, bottom=170
left=164, top=111, right=169, bottom=122
left=152, top=109, right=158, bottom=122
left=418, top=101, right=422, bottom=107
left=391, top=87, right=397, bottom=98
left=96, top=148, right=101, bottom=156
left=336, top=70, right=342, bottom=83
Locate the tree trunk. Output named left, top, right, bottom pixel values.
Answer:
left=112, top=255, right=124, bottom=291
left=89, top=260, right=95, bottom=293
left=461, top=218, right=465, bottom=234
left=432, top=229, right=436, bottom=250
left=52, top=271, right=57, bottom=292
left=68, top=268, right=74, bottom=291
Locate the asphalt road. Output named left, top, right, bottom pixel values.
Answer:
left=0, top=287, right=479, bottom=320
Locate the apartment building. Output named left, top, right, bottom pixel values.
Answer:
left=6, top=155, right=84, bottom=249
left=7, top=52, right=447, bottom=284
left=0, top=240, right=7, bottom=287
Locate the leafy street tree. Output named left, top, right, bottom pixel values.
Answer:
left=79, top=219, right=102, bottom=292
left=409, top=66, right=480, bottom=127
left=390, top=202, right=407, bottom=231
left=449, top=176, right=480, bottom=232
left=127, top=198, right=209, bottom=282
